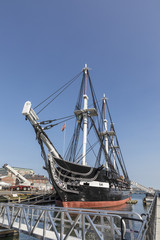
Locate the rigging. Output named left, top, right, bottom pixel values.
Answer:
left=34, top=71, right=82, bottom=115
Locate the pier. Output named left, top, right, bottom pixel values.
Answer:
left=0, top=190, right=56, bottom=205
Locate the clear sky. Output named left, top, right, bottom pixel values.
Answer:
left=0, top=1, right=160, bottom=189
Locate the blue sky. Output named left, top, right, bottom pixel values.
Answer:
left=0, top=1, right=160, bottom=189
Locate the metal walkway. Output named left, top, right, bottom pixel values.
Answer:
left=0, top=203, right=143, bottom=240
left=0, top=196, right=157, bottom=240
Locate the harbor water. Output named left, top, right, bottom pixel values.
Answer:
left=5, top=193, right=150, bottom=240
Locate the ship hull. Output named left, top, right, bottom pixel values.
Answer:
left=56, top=185, right=130, bottom=208
left=61, top=198, right=131, bottom=208
left=49, top=157, right=131, bottom=208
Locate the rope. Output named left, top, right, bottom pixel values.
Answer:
left=40, top=115, right=74, bottom=125
left=34, top=71, right=82, bottom=114
left=106, top=100, right=129, bottom=179
left=76, top=140, right=99, bottom=164
left=43, top=116, right=74, bottom=130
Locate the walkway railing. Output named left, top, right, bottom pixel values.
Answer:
left=0, top=197, right=157, bottom=240
left=137, top=194, right=157, bottom=240
left=0, top=203, right=144, bottom=240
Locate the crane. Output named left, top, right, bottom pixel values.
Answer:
left=3, top=164, right=32, bottom=191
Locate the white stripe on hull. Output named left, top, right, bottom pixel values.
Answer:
left=80, top=181, right=109, bottom=188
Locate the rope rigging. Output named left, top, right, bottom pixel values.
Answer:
left=34, top=71, right=82, bottom=115
left=104, top=100, right=129, bottom=180
left=42, top=115, right=74, bottom=130
left=39, top=115, right=74, bottom=125
left=76, top=140, right=100, bottom=164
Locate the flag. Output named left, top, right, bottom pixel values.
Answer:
left=61, top=123, right=66, bottom=132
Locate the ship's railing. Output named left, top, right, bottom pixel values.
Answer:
left=0, top=202, right=145, bottom=240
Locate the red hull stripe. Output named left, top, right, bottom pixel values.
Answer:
left=61, top=197, right=131, bottom=208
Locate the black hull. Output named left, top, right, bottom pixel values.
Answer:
left=48, top=156, right=131, bottom=208
left=57, top=186, right=130, bottom=208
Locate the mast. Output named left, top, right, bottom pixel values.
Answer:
left=112, top=134, right=116, bottom=169
left=103, top=94, right=109, bottom=170
left=74, top=64, right=98, bottom=165
left=82, top=64, right=89, bottom=165
left=110, top=122, right=116, bottom=170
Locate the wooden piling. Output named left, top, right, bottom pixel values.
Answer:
left=0, top=226, right=19, bottom=239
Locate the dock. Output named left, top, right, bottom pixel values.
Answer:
left=0, top=226, right=18, bottom=238
left=0, top=190, right=56, bottom=205
left=156, top=196, right=160, bottom=239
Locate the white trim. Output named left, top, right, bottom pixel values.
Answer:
left=80, top=181, right=109, bottom=188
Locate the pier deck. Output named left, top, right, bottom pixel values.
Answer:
left=156, top=196, right=160, bottom=240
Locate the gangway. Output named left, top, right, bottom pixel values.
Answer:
left=131, top=181, right=155, bottom=194
left=0, top=201, right=156, bottom=240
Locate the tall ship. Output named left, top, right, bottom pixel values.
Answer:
left=22, top=65, right=131, bottom=208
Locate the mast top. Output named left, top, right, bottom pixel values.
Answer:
left=102, top=94, right=106, bottom=102
left=102, top=94, right=108, bottom=103
left=82, top=64, right=91, bottom=72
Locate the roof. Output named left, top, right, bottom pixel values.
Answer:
left=0, top=168, right=8, bottom=176
left=12, top=167, right=34, bottom=171
left=24, top=174, right=48, bottom=180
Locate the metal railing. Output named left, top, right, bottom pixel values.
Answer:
left=136, top=194, right=157, bottom=240
left=0, top=203, right=145, bottom=240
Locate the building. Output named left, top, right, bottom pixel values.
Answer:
left=24, top=174, right=51, bottom=190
